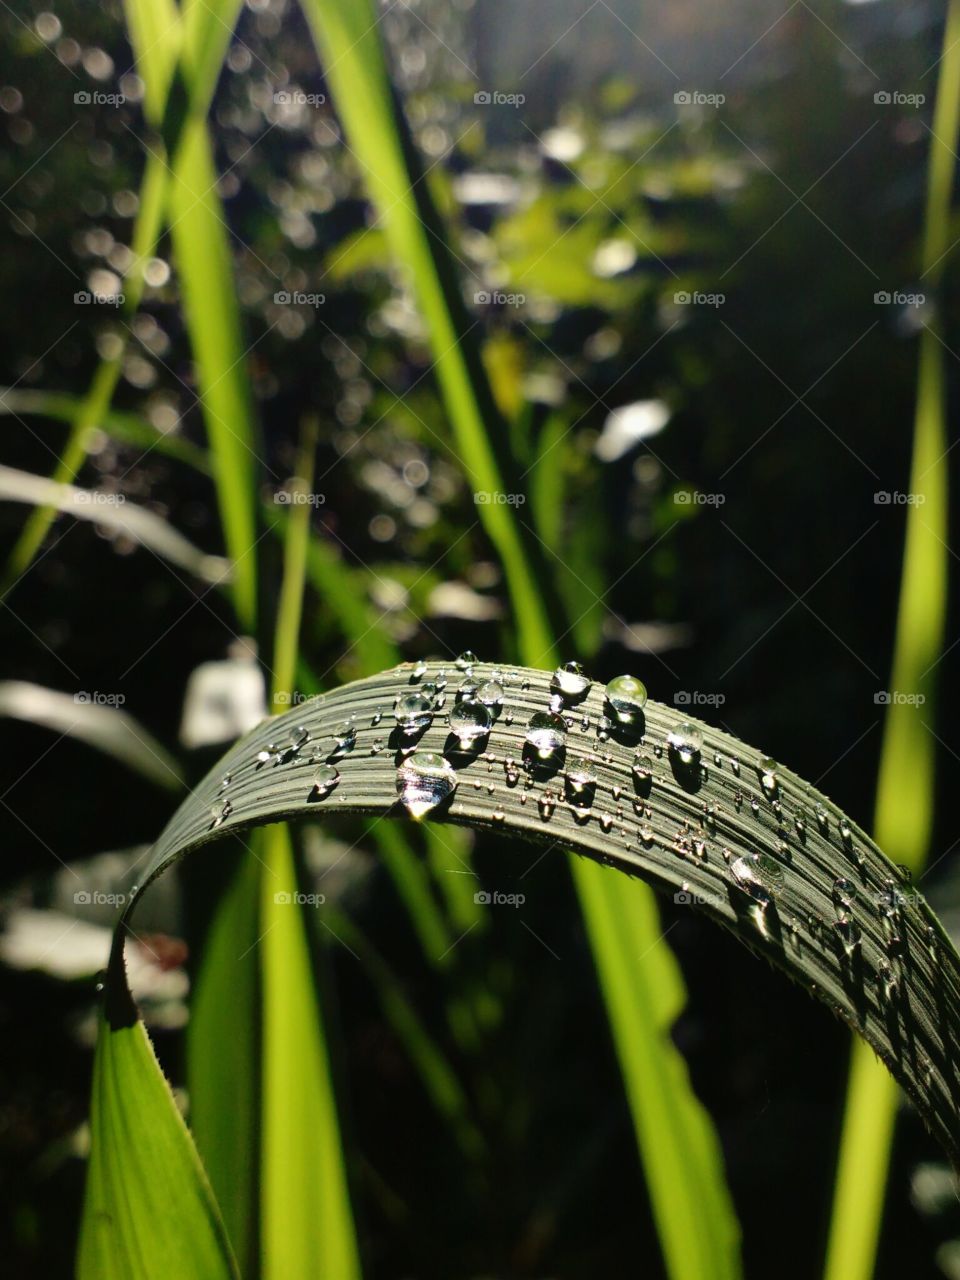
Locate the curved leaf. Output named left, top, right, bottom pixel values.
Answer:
left=106, top=662, right=960, bottom=1166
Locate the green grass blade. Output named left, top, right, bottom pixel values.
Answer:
left=165, top=118, right=260, bottom=631
left=296, top=8, right=741, bottom=1272
left=823, top=3, right=959, bottom=1276
left=187, top=852, right=261, bottom=1277
left=260, top=825, right=361, bottom=1280
left=573, top=858, right=741, bottom=1278
left=78, top=1011, right=237, bottom=1280
left=298, top=0, right=559, bottom=664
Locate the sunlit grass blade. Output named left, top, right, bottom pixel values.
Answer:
left=823, top=2, right=959, bottom=1277
left=297, top=6, right=742, bottom=1273
left=187, top=851, right=261, bottom=1277
left=78, top=1006, right=237, bottom=1280
left=573, top=859, right=741, bottom=1278
left=298, top=0, right=559, bottom=664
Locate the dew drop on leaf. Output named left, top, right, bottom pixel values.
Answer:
left=604, top=674, right=647, bottom=723
left=395, top=691, right=434, bottom=733
left=551, top=660, right=591, bottom=699
left=312, top=764, right=340, bottom=798
left=396, top=751, right=458, bottom=819
left=525, top=711, right=566, bottom=759
left=667, top=720, right=702, bottom=764
left=449, top=701, right=491, bottom=748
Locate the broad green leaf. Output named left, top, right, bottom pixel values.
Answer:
left=78, top=1008, right=237, bottom=1280
left=118, top=662, right=960, bottom=1169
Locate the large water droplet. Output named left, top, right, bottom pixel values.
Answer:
left=395, top=691, right=434, bottom=734
left=312, top=764, right=340, bottom=798
left=396, top=751, right=458, bottom=819
left=525, top=711, right=566, bottom=759
left=604, top=674, right=647, bottom=723
left=833, top=877, right=857, bottom=910
left=455, top=650, right=478, bottom=671
left=449, top=701, right=491, bottom=748
left=477, top=679, right=504, bottom=709
left=551, top=661, right=591, bottom=700
left=667, top=721, right=702, bottom=764
left=834, top=916, right=862, bottom=955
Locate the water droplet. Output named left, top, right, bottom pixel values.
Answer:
left=538, top=790, right=556, bottom=820
left=667, top=721, right=702, bottom=764
left=457, top=677, right=479, bottom=700
left=455, top=651, right=478, bottom=671
left=412, top=658, right=427, bottom=680
left=292, top=725, right=310, bottom=747
left=477, top=679, right=504, bottom=708
left=551, top=661, right=591, bottom=700
left=604, top=674, right=648, bottom=723
left=758, top=754, right=777, bottom=773
left=396, top=751, right=458, bottom=819
left=832, top=877, right=857, bottom=909
left=638, top=823, right=654, bottom=846
left=220, top=772, right=232, bottom=789
left=210, top=799, right=233, bottom=828
left=255, top=749, right=273, bottom=766
left=760, top=768, right=778, bottom=800
left=525, top=711, right=566, bottom=759
left=332, top=717, right=357, bottom=753
left=565, top=758, right=598, bottom=805
left=730, top=854, right=776, bottom=906
left=312, top=764, right=340, bottom=798
left=839, top=816, right=852, bottom=843
left=395, top=691, right=434, bottom=734
left=449, top=701, right=491, bottom=748
left=834, top=916, right=862, bottom=955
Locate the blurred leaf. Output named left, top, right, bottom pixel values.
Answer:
left=0, top=464, right=229, bottom=585
left=0, top=680, right=183, bottom=790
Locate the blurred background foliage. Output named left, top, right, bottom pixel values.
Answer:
left=1, top=0, right=959, bottom=1276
